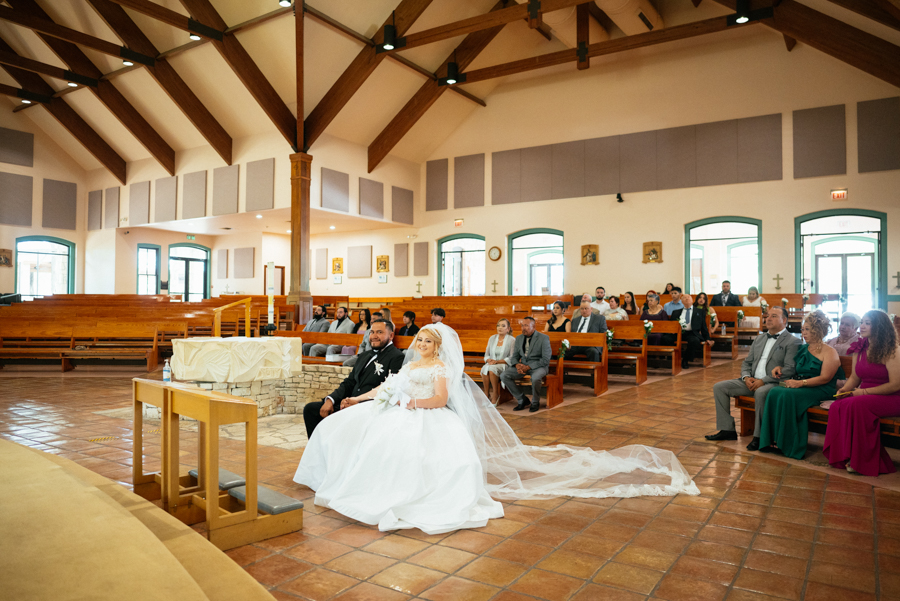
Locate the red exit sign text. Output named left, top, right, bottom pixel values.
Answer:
left=831, top=189, right=848, bottom=201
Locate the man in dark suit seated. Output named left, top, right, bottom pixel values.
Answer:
left=398, top=311, right=419, bottom=337
left=679, top=294, right=710, bottom=369
left=302, top=319, right=405, bottom=437
left=567, top=294, right=607, bottom=363
left=500, top=317, right=552, bottom=413
left=711, top=280, right=742, bottom=307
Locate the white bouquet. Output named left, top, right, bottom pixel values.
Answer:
left=606, top=329, right=614, bottom=350
left=643, top=320, right=653, bottom=338
left=802, top=294, right=809, bottom=305
left=558, top=339, right=570, bottom=360
left=678, top=312, right=688, bottom=330
left=373, top=373, right=411, bottom=409
left=709, top=307, right=717, bottom=328
left=737, top=310, right=745, bottom=321
left=781, top=298, right=789, bottom=307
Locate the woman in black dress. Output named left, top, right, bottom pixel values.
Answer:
left=544, top=301, right=571, bottom=333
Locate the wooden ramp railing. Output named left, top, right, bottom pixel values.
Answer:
left=213, top=298, right=252, bottom=337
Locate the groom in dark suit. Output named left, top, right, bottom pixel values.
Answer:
left=711, top=280, right=742, bottom=307
left=303, top=319, right=405, bottom=437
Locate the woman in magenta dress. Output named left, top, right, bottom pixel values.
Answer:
left=823, top=310, right=900, bottom=476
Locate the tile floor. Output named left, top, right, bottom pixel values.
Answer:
left=2, top=361, right=900, bottom=600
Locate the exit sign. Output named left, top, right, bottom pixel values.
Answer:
left=831, top=189, right=848, bottom=201
left=454, top=219, right=464, bottom=227
left=186, top=234, right=195, bottom=240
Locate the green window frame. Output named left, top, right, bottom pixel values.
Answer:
left=14, top=235, right=76, bottom=296
left=137, top=243, right=161, bottom=294
left=684, top=216, right=762, bottom=296
left=167, top=242, right=212, bottom=299
left=507, top=228, right=564, bottom=296
left=437, top=233, right=485, bottom=297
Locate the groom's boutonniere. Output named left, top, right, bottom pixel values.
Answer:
left=373, top=361, right=384, bottom=375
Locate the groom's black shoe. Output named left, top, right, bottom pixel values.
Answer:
left=529, top=401, right=540, bottom=413
left=746, top=437, right=761, bottom=451
left=705, top=430, right=738, bottom=441
left=513, top=396, right=531, bottom=411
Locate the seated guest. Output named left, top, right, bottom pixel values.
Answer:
left=679, top=294, right=710, bottom=369
left=823, top=309, right=900, bottom=477
left=827, top=311, right=860, bottom=389
left=303, top=319, right=405, bottom=437
left=641, top=289, right=657, bottom=312
left=711, top=280, right=742, bottom=306
left=482, top=318, right=515, bottom=405
left=342, top=309, right=373, bottom=367
left=379, top=307, right=393, bottom=326
left=741, top=287, right=766, bottom=329
left=308, top=307, right=355, bottom=357
left=663, top=283, right=675, bottom=295
left=663, top=287, right=684, bottom=318
left=567, top=294, right=607, bottom=363
left=301, top=305, right=330, bottom=355
left=544, top=301, right=571, bottom=332
left=604, top=295, right=628, bottom=321
left=398, top=310, right=419, bottom=336
left=706, top=306, right=800, bottom=450
left=640, top=293, right=668, bottom=346
left=590, top=287, right=610, bottom=314
left=759, top=310, right=841, bottom=459
left=431, top=308, right=445, bottom=324
left=622, top=291, right=639, bottom=315
left=500, top=317, right=551, bottom=413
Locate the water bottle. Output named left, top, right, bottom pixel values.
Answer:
left=163, top=359, right=171, bottom=382
left=721, top=324, right=726, bottom=335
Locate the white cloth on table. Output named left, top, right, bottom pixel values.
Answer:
left=480, top=334, right=515, bottom=377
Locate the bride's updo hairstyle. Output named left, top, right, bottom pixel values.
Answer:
left=418, top=325, right=444, bottom=356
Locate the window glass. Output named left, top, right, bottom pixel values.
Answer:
left=16, top=239, right=71, bottom=298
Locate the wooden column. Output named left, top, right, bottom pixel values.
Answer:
left=287, top=152, right=313, bottom=324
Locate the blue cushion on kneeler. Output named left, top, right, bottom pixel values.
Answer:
left=188, top=468, right=246, bottom=490
left=228, top=486, right=304, bottom=515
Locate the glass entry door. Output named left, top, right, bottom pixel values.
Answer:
left=530, top=263, right=564, bottom=295
left=168, top=257, right=207, bottom=302
left=815, top=253, right=875, bottom=317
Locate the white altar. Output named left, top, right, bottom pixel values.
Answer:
left=171, top=336, right=303, bottom=383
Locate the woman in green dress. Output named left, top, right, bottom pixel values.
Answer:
left=759, top=310, right=843, bottom=459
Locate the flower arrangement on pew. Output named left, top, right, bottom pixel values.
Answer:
left=709, top=307, right=718, bottom=329
left=737, top=309, right=745, bottom=325
left=643, top=320, right=653, bottom=339
left=802, top=294, right=810, bottom=306
left=606, top=330, right=614, bottom=350
left=558, top=339, right=570, bottom=361
left=781, top=297, right=789, bottom=308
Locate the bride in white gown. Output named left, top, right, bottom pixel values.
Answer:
left=294, top=323, right=699, bottom=534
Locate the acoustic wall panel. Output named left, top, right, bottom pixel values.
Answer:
left=392, top=186, right=414, bottom=225
left=794, top=105, right=846, bottom=178
left=425, top=159, right=448, bottom=211
left=696, top=120, right=738, bottom=187
left=348, top=245, right=372, bottom=278
left=246, top=158, right=275, bottom=212
left=737, top=114, right=782, bottom=183
left=315, top=248, right=328, bottom=279
left=234, top=247, right=254, bottom=278
left=217, top=249, right=228, bottom=278
left=42, top=179, right=77, bottom=230
left=321, top=167, right=349, bottom=212
left=88, top=190, right=102, bottom=231
left=0, top=172, right=33, bottom=226
left=454, top=154, right=485, bottom=208
left=394, top=243, right=409, bottom=277
left=359, top=178, right=384, bottom=218
left=584, top=136, right=620, bottom=196
left=551, top=141, right=584, bottom=200
left=413, top=242, right=428, bottom=277
left=154, top=176, right=176, bottom=223
left=104, top=187, right=119, bottom=229
left=0, top=126, right=34, bottom=167
left=858, top=97, right=900, bottom=173
left=619, top=131, right=657, bottom=193
left=520, top=145, right=552, bottom=203
left=213, top=165, right=239, bottom=216
left=129, top=181, right=150, bottom=226
left=491, top=149, right=520, bottom=205
left=182, top=171, right=207, bottom=219
left=656, top=126, right=697, bottom=190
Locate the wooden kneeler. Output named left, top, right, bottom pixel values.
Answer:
left=133, top=379, right=303, bottom=551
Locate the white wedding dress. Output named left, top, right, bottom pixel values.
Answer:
left=294, top=323, right=699, bottom=534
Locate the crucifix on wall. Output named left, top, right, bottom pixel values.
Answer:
left=416, top=281, right=423, bottom=293
left=773, top=274, right=784, bottom=290
left=894, top=271, right=900, bottom=289
left=491, top=280, right=499, bottom=293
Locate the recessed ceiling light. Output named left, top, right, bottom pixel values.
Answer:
left=67, top=82, right=78, bottom=88
left=256, top=214, right=263, bottom=219
left=21, top=99, right=32, bottom=104
left=189, top=33, right=201, bottom=41
left=329, top=225, right=335, bottom=230
left=287, top=229, right=291, bottom=233
left=122, top=60, right=134, bottom=66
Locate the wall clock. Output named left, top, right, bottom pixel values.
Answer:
left=488, top=246, right=502, bottom=261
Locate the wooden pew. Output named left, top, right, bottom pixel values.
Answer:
left=65, top=325, right=159, bottom=372
left=711, top=306, right=762, bottom=349
left=546, top=332, right=609, bottom=396
left=0, top=325, right=74, bottom=370
left=274, top=331, right=363, bottom=365
left=605, top=323, right=650, bottom=385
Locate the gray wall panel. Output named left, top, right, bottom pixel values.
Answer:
left=0, top=172, right=33, bottom=226
left=551, top=141, right=584, bottom=200
left=0, top=126, right=34, bottom=168
left=88, top=190, right=102, bottom=231
left=584, top=136, right=619, bottom=196
left=858, top=97, right=900, bottom=173
left=359, top=177, right=384, bottom=218
left=129, top=181, right=150, bottom=226
left=182, top=171, right=207, bottom=219
left=154, top=176, right=177, bottom=223
left=738, top=114, right=782, bottom=183
left=491, top=149, right=520, bottom=205
left=454, top=153, right=485, bottom=208
left=315, top=248, right=328, bottom=279
left=426, top=159, right=448, bottom=211
left=246, top=158, right=275, bottom=212
left=213, top=165, right=239, bottom=216
left=520, top=145, right=552, bottom=203
left=321, top=167, right=349, bottom=212
left=620, top=131, right=657, bottom=193
left=793, top=105, right=846, bottom=178
left=42, top=179, right=77, bottom=230
left=394, top=243, right=408, bottom=277
left=392, top=186, right=414, bottom=225
left=656, top=126, right=697, bottom=190
left=234, top=247, right=254, bottom=278
left=104, top=187, right=119, bottom=229
left=216, top=248, right=228, bottom=279
left=413, top=241, right=428, bottom=277
left=696, top=120, right=738, bottom=186
left=348, top=245, right=372, bottom=278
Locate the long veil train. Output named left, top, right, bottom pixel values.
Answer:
left=407, top=323, right=700, bottom=500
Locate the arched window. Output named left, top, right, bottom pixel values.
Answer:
left=684, top=218, right=761, bottom=296
left=15, top=236, right=75, bottom=298
left=438, top=234, right=485, bottom=296
left=168, top=243, right=210, bottom=302
left=508, top=229, right=564, bottom=296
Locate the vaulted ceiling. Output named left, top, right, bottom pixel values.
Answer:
left=1, top=0, right=898, bottom=183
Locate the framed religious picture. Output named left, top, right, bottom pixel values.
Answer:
left=0, top=249, right=11, bottom=268
left=643, top=241, right=663, bottom=263
left=332, top=257, right=343, bottom=274
left=581, top=244, right=599, bottom=265
left=376, top=255, right=389, bottom=272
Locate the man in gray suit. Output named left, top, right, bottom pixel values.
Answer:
left=567, top=294, right=607, bottom=362
left=706, top=306, right=801, bottom=451
left=300, top=305, right=330, bottom=355
left=500, top=317, right=552, bottom=413
left=308, top=307, right=355, bottom=357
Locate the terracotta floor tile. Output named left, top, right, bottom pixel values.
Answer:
left=881, top=571, right=900, bottom=597
left=535, top=549, right=606, bottom=579
left=327, top=524, right=390, bottom=547
left=823, top=490, right=871, bottom=507
left=510, top=568, right=584, bottom=601
left=560, top=534, right=624, bottom=559
left=726, top=490, right=774, bottom=506
left=819, top=514, right=874, bottom=533
left=537, top=512, right=593, bottom=532
left=670, top=556, right=738, bottom=586
left=718, top=500, right=768, bottom=518
left=812, top=543, right=874, bottom=568
left=879, top=537, right=900, bottom=557
left=879, top=552, right=900, bottom=573
left=583, top=521, right=640, bottom=543
left=286, top=538, right=355, bottom=564
left=492, top=592, right=543, bottom=601
left=697, top=525, right=753, bottom=548
left=733, top=568, right=803, bottom=601
left=822, top=502, right=873, bottom=520
left=512, top=525, right=574, bottom=547
left=302, top=514, right=349, bottom=536
left=571, top=584, right=648, bottom=601
left=742, top=550, right=807, bottom=579
left=255, top=531, right=312, bottom=552
left=615, top=498, right=668, bottom=515
left=593, top=562, right=663, bottom=595
left=654, top=573, right=727, bottom=601
left=726, top=590, right=796, bottom=601
left=659, top=504, right=711, bottom=523
left=331, top=582, right=411, bottom=601
left=764, top=507, right=819, bottom=527
left=685, top=541, right=746, bottom=565
left=369, top=563, right=444, bottom=596
left=555, top=500, right=610, bottom=519
left=277, top=568, right=359, bottom=601
left=646, top=517, right=702, bottom=538
left=631, top=530, right=692, bottom=555
left=226, top=544, right=272, bottom=567
left=807, top=560, right=876, bottom=593
left=709, top=512, right=762, bottom=532
left=486, top=539, right=552, bottom=566
left=802, top=582, right=876, bottom=601
left=324, top=551, right=397, bottom=580
left=751, top=535, right=811, bottom=560
left=502, top=504, right=548, bottom=522
left=597, top=509, right=654, bottom=529
left=771, top=495, right=819, bottom=512
left=362, top=535, right=430, bottom=559
left=457, top=556, right=528, bottom=587
left=243, top=554, right=314, bottom=587
left=758, top=520, right=816, bottom=542
left=419, top=576, right=498, bottom=601
left=476, top=518, right=527, bottom=537
left=408, top=545, right=476, bottom=573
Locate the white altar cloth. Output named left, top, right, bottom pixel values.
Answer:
left=171, top=336, right=302, bottom=383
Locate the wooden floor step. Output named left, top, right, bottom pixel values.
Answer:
left=188, top=468, right=246, bottom=490
left=228, top=485, right=304, bottom=515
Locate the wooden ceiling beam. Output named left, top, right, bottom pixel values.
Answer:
left=0, top=81, right=53, bottom=103
left=825, top=0, right=900, bottom=32
left=0, top=49, right=99, bottom=87
left=303, top=0, right=435, bottom=151
left=178, top=0, right=296, bottom=150
left=877, top=0, right=900, bottom=22
left=104, top=0, right=223, bottom=40
left=87, top=0, right=233, bottom=165
left=367, top=1, right=508, bottom=173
